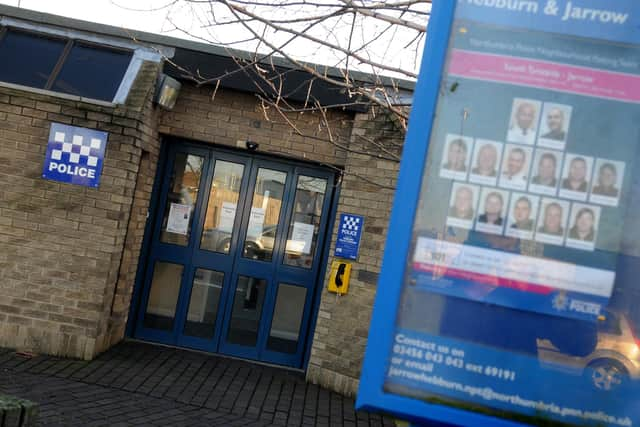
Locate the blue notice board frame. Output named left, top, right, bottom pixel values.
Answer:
left=356, top=0, right=640, bottom=426
left=356, top=2, right=474, bottom=424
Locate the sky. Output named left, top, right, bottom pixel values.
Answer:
left=0, top=0, right=427, bottom=77
left=0, top=0, right=203, bottom=39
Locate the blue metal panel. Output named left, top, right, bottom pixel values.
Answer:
left=357, top=0, right=458, bottom=417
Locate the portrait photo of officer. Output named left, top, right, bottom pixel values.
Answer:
left=505, top=194, right=539, bottom=239
left=478, top=190, right=506, bottom=225
left=535, top=198, right=569, bottom=245
left=440, top=134, right=473, bottom=180
left=475, top=188, right=509, bottom=235
left=506, top=98, right=541, bottom=145
left=538, top=103, right=572, bottom=150
left=560, top=154, right=593, bottom=201
left=510, top=196, right=535, bottom=231
left=498, top=144, right=532, bottom=191
left=529, top=150, right=562, bottom=196
left=469, top=140, right=502, bottom=186
left=590, top=159, right=625, bottom=206
left=446, top=183, right=479, bottom=230
left=566, top=203, right=601, bottom=251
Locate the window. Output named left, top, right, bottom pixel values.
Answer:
left=0, top=29, right=66, bottom=89
left=0, top=27, right=133, bottom=102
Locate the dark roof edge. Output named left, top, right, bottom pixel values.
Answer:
left=0, top=3, right=416, bottom=91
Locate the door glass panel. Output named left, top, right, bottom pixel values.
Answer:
left=267, top=284, right=307, bottom=354
left=243, top=168, right=287, bottom=261
left=160, top=153, right=204, bottom=246
left=226, top=276, right=267, bottom=346
left=183, top=269, right=225, bottom=339
left=143, top=262, right=183, bottom=331
left=284, top=176, right=328, bottom=268
left=200, top=161, right=245, bottom=253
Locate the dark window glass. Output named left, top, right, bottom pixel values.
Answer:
left=267, top=284, right=307, bottom=354
left=51, top=43, right=132, bottom=101
left=183, top=269, right=225, bottom=339
left=226, top=276, right=267, bottom=347
left=598, top=311, right=622, bottom=335
left=0, top=30, right=66, bottom=88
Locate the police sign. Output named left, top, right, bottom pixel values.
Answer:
left=334, top=213, right=364, bottom=260
left=42, top=123, right=108, bottom=188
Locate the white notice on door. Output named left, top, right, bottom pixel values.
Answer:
left=287, top=222, right=315, bottom=254
left=166, top=203, right=191, bottom=235
left=218, top=202, right=237, bottom=233
left=247, top=207, right=266, bottom=238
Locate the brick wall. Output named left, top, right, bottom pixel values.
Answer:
left=0, top=61, right=404, bottom=401
left=159, top=85, right=352, bottom=167
left=306, top=108, right=404, bottom=397
left=0, top=61, right=161, bottom=359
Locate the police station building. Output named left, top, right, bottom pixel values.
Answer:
left=0, top=4, right=407, bottom=396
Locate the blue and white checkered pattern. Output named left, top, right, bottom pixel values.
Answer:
left=342, top=216, right=361, bottom=231
left=50, top=131, right=102, bottom=167
left=43, top=122, right=109, bottom=187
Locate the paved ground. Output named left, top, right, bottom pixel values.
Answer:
left=0, top=340, right=394, bottom=426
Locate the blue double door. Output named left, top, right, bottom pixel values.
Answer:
left=134, top=141, right=335, bottom=367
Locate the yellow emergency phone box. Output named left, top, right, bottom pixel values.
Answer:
left=328, top=261, right=351, bottom=295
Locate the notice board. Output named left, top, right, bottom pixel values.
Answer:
left=357, top=1, right=640, bottom=426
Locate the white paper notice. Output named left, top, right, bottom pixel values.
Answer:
left=218, top=202, right=237, bottom=233
left=287, top=222, right=315, bottom=254
left=247, top=207, right=266, bottom=238
left=166, top=203, right=191, bottom=235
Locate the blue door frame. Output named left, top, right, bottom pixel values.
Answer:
left=127, top=137, right=338, bottom=369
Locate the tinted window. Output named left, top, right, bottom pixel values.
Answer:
left=598, top=311, right=622, bottom=335
left=51, top=43, right=131, bottom=101
left=0, top=30, right=66, bottom=88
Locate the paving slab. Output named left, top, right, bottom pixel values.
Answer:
left=0, top=340, right=394, bottom=426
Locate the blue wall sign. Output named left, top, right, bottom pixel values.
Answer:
left=335, top=213, right=364, bottom=260
left=42, top=123, right=108, bottom=188
left=357, top=1, right=640, bottom=426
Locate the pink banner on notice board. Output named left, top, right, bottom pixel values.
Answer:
left=448, top=49, right=640, bottom=104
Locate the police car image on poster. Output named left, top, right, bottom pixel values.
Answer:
left=357, top=1, right=640, bottom=426
left=42, top=123, right=108, bottom=187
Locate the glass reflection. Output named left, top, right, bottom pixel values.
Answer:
left=143, top=262, right=183, bottom=331
left=183, top=269, right=224, bottom=339
left=243, top=169, right=287, bottom=262
left=160, top=153, right=203, bottom=246
left=200, top=161, right=245, bottom=253
left=284, top=176, right=327, bottom=269
left=226, top=276, right=267, bottom=347
left=267, top=284, right=307, bottom=354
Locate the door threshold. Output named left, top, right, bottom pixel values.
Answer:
left=123, top=337, right=306, bottom=373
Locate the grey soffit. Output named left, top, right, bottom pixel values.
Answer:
left=0, top=3, right=416, bottom=107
